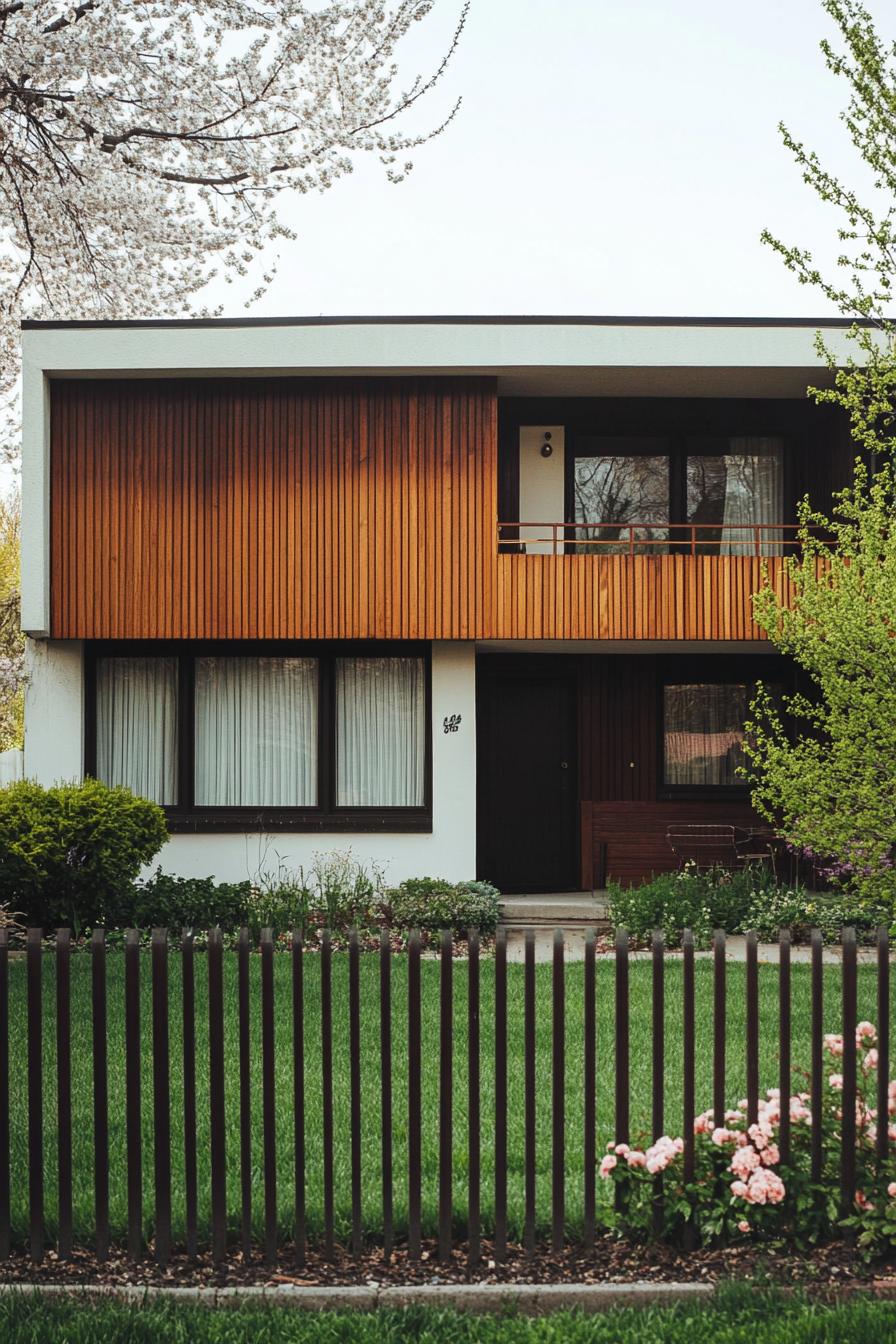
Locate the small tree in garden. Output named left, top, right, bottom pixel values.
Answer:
left=744, top=1, right=896, bottom=903
left=0, top=0, right=468, bottom=461
left=743, top=464, right=896, bottom=902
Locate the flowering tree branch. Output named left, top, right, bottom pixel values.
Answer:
left=0, top=0, right=469, bottom=461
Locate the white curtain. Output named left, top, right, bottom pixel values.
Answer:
left=96, top=657, right=178, bottom=804
left=720, top=438, right=784, bottom=555
left=194, top=657, right=318, bottom=806
left=336, top=657, right=425, bottom=806
left=664, top=683, right=746, bottom=786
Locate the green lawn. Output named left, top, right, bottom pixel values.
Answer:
left=1, top=1289, right=895, bottom=1343
left=6, top=950, right=892, bottom=1249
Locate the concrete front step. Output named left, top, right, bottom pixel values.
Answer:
left=500, top=891, right=611, bottom=930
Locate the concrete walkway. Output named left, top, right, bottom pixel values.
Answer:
left=498, top=894, right=887, bottom=963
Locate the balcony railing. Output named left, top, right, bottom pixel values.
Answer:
left=497, top=521, right=816, bottom=558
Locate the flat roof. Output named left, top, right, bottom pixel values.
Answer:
left=21, top=313, right=864, bottom=330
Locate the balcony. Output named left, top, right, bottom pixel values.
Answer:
left=497, top=521, right=813, bottom=557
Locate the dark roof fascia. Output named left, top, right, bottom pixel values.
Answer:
left=19, top=314, right=874, bottom=332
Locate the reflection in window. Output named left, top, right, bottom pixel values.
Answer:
left=686, top=438, right=784, bottom=555
left=664, top=682, right=752, bottom=787
left=572, top=439, right=670, bottom=553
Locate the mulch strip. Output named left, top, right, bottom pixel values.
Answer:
left=0, top=1236, right=892, bottom=1292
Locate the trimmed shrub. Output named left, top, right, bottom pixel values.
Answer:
left=386, top=877, right=501, bottom=936
left=0, top=778, right=168, bottom=930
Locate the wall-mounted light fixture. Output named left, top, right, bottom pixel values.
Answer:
left=540, top=430, right=553, bottom=459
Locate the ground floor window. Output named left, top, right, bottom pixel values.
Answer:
left=662, top=679, right=780, bottom=789
left=88, top=642, right=431, bottom=830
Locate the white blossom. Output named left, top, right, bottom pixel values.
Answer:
left=0, top=0, right=469, bottom=460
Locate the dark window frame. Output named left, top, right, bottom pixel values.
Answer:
left=564, top=434, right=788, bottom=553
left=85, top=639, right=433, bottom=833
left=656, top=665, right=785, bottom=800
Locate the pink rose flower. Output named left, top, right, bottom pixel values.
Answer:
left=598, top=1155, right=617, bottom=1178
left=857, top=1021, right=876, bottom=1042
left=737, top=1219, right=751, bottom=1233
left=625, top=1149, right=646, bottom=1168
left=824, top=1034, right=844, bottom=1057
left=730, top=1181, right=749, bottom=1199
left=887, top=1182, right=896, bottom=1198
left=829, top=1074, right=843, bottom=1091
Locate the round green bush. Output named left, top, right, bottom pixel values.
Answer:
left=0, top=778, right=168, bottom=931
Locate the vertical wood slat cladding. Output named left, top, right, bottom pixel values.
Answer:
left=50, top=378, right=497, bottom=641
left=493, top=555, right=793, bottom=641
left=51, top=377, right=809, bottom=641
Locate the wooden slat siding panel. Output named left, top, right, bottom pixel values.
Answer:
left=51, top=378, right=497, bottom=640
left=592, top=801, right=765, bottom=887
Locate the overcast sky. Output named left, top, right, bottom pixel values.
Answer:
left=217, top=0, right=873, bottom=321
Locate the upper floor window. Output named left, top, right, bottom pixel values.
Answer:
left=686, top=438, right=784, bottom=556
left=571, top=438, right=669, bottom=553
left=91, top=644, right=430, bottom=829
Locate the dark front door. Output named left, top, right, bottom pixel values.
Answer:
left=477, top=670, right=578, bottom=893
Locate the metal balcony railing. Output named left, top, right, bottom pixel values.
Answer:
left=497, top=521, right=816, bottom=557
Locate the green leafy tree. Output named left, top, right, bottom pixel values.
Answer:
left=743, top=462, right=896, bottom=901
left=744, top=1, right=896, bottom=901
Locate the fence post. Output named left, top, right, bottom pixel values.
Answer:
left=182, top=930, right=198, bottom=1261
left=551, top=928, right=565, bottom=1253
left=124, top=929, right=142, bottom=1262
left=26, top=928, right=43, bottom=1264
left=407, top=929, right=422, bottom=1260
left=237, top=927, right=252, bottom=1259
left=583, top=928, right=596, bottom=1248
left=877, top=927, right=889, bottom=1166
left=808, top=928, right=824, bottom=1182
left=615, top=928, right=630, bottom=1217
left=0, top=928, right=7, bottom=1261
left=779, top=929, right=791, bottom=1166
left=493, top=926, right=507, bottom=1264
left=841, top=927, right=857, bottom=1217
left=524, top=928, right=536, bottom=1255
left=207, top=927, right=227, bottom=1264
left=379, top=930, right=393, bottom=1262
left=151, top=929, right=171, bottom=1268
left=293, top=930, right=306, bottom=1266
left=56, top=929, right=72, bottom=1262
left=682, top=930, right=695, bottom=1187
left=712, top=930, right=726, bottom=1129
left=91, top=929, right=109, bottom=1261
left=745, top=931, right=759, bottom=1127
left=438, top=929, right=453, bottom=1265
left=261, top=927, right=277, bottom=1266
left=651, top=929, right=665, bottom=1239
left=348, top=928, right=362, bottom=1262
left=468, top=929, right=481, bottom=1268
left=321, top=929, right=335, bottom=1259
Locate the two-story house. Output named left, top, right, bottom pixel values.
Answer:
left=20, top=317, right=856, bottom=894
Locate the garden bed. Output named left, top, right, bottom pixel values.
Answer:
left=0, top=1234, right=889, bottom=1290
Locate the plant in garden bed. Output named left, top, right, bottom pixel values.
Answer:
left=599, top=1021, right=896, bottom=1255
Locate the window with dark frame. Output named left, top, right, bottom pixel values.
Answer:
left=567, top=434, right=786, bottom=555
left=90, top=644, right=431, bottom=829
left=662, top=679, right=782, bottom=790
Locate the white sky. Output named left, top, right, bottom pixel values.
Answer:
left=212, top=0, right=872, bottom=321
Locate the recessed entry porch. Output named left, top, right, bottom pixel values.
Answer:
left=475, top=642, right=787, bottom=900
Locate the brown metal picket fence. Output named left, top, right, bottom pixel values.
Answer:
left=0, top=923, right=889, bottom=1267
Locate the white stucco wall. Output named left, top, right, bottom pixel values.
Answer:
left=22, top=639, right=477, bottom=886
left=23, top=638, right=84, bottom=782
left=518, top=425, right=566, bottom=554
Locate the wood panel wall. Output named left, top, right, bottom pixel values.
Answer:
left=50, top=377, right=497, bottom=640
left=494, top=554, right=794, bottom=641
left=50, top=377, right=817, bottom=642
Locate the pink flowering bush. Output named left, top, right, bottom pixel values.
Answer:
left=599, top=1022, right=896, bottom=1253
